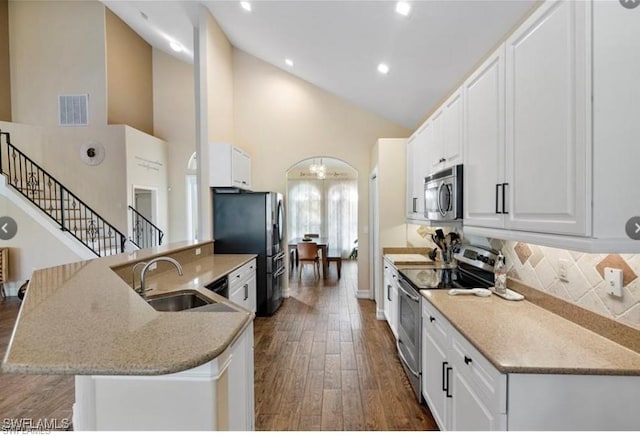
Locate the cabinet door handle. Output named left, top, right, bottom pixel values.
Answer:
left=243, top=284, right=249, bottom=301
left=412, top=197, right=418, bottom=213
left=446, top=366, right=453, bottom=398
left=387, top=285, right=391, bottom=301
left=442, top=361, right=448, bottom=392
left=429, top=316, right=435, bottom=323
left=495, top=184, right=502, bottom=214
left=502, top=183, right=509, bottom=214
left=464, top=356, right=472, bottom=365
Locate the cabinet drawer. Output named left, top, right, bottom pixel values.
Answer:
left=450, top=331, right=506, bottom=414
left=229, top=260, right=256, bottom=287
left=422, top=297, right=451, bottom=350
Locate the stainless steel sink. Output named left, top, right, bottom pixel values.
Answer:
left=144, top=290, right=213, bottom=312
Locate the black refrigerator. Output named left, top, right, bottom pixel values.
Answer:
left=213, top=190, right=285, bottom=316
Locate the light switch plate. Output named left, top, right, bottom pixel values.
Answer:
left=604, top=267, right=623, bottom=297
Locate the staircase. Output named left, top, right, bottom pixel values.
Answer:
left=0, top=129, right=128, bottom=257
left=129, top=205, right=164, bottom=249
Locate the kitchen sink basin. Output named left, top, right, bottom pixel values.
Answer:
left=144, top=290, right=214, bottom=312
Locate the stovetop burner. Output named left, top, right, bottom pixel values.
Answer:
left=399, top=244, right=498, bottom=290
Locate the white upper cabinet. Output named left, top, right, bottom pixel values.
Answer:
left=406, top=122, right=430, bottom=222
left=208, top=143, right=252, bottom=189
left=504, top=0, right=589, bottom=236
left=430, top=88, right=464, bottom=171
left=463, top=0, right=640, bottom=252
left=463, top=45, right=506, bottom=229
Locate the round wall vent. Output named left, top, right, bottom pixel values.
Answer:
left=80, top=141, right=105, bottom=166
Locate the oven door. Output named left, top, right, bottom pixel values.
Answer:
left=397, top=276, right=422, bottom=400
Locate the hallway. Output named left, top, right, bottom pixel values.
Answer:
left=254, top=260, right=437, bottom=430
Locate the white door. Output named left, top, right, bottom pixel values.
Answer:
left=450, top=369, right=505, bottom=431
left=430, top=110, right=444, bottom=170
left=412, top=122, right=430, bottom=217
left=505, top=0, right=590, bottom=236
left=463, top=45, right=506, bottom=228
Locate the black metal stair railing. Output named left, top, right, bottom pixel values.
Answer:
left=0, top=130, right=126, bottom=257
left=129, top=205, right=164, bottom=249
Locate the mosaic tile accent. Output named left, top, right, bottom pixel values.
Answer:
left=595, top=254, right=637, bottom=287
left=495, top=239, right=640, bottom=330
left=514, top=242, right=532, bottom=264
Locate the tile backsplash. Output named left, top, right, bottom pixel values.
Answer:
left=493, top=240, right=640, bottom=330
left=406, top=223, right=640, bottom=330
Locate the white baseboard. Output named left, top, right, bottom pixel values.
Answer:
left=356, top=289, right=372, bottom=299
left=376, top=309, right=386, bottom=320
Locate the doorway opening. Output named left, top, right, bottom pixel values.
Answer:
left=286, top=157, right=359, bottom=276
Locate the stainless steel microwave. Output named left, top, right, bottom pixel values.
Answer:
left=424, top=164, right=463, bottom=221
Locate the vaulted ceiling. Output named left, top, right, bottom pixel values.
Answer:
left=103, top=0, right=537, bottom=130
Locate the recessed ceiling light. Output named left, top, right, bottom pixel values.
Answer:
left=377, top=63, right=390, bottom=75
left=395, top=1, right=411, bottom=17
left=169, top=41, right=183, bottom=53
left=240, top=2, right=252, bottom=12
left=285, top=59, right=294, bottom=67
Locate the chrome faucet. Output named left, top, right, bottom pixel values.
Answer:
left=131, top=261, right=147, bottom=292
left=139, top=257, right=184, bottom=294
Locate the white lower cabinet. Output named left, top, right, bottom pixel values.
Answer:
left=229, top=260, right=257, bottom=313
left=73, top=324, right=254, bottom=431
left=421, top=298, right=506, bottom=431
left=383, top=259, right=399, bottom=338
left=422, top=296, right=640, bottom=430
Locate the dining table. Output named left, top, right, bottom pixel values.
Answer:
left=288, top=237, right=329, bottom=278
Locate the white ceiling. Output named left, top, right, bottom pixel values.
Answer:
left=103, top=0, right=537, bottom=130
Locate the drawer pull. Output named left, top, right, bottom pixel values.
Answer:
left=445, top=366, right=453, bottom=398
left=429, top=316, right=435, bottom=323
left=464, top=356, right=472, bottom=365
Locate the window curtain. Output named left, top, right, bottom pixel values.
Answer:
left=287, top=178, right=358, bottom=258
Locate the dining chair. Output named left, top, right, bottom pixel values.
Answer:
left=297, top=242, right=320, bottom=281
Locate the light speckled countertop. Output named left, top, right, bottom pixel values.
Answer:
left=384, top=253, right=434, bottom=266
left=1, top=241, right=256, bottom=376
left=421, top=289, right=640, bottom=375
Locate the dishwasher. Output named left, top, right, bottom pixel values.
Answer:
left=205, top=276, right=229, bottom=298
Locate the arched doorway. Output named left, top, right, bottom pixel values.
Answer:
left=286, top=157, right=358, bottom=261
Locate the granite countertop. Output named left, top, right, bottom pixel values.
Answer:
left=421, top=289, right=640, bottom=376
left=384, top=253, right=434, bottom=266
left=1, top=241, right=256, bottom=376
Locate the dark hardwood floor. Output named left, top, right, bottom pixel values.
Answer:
left=0, top=297, right=74, bottom=431
left=254, top=260, right=437, bottom=431
left=0, top=260, right=437, bottom=431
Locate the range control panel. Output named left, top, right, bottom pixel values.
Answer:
left=452, top=245, right=499, bottom=273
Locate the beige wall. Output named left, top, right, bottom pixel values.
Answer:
left=105, top=8, right=153, bottom=135
left=124, top=126, right=169, bottom=242
left=9, top=0, right=107, bottom=126
left=0, top=121, right=129, bottom=232
left=0, top=0, right=10, bottom=121
left=233, top=49, right=410, bottom=291
left=152, top=48, right=195, bottom=243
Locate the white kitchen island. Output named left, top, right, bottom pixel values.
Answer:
left=2, top=241, right=256, bottom=431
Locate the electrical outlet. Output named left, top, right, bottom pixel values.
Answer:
left=195, top=248, right=201, bottom=255
left=558, top=259, right=569, bottom=282
left=605, top=267, right=623, bottom=298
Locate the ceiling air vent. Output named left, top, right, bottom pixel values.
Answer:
left=58, top=94, right=89, bottom=126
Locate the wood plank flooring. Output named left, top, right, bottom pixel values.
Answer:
left=0, top=260, right=437, bottom=431
left=254, top=261, right=437, bottom=431
left=0, top=297, right=74, bottom=431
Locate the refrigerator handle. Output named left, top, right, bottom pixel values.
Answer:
left=274, top=251, right=286, bottom=262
